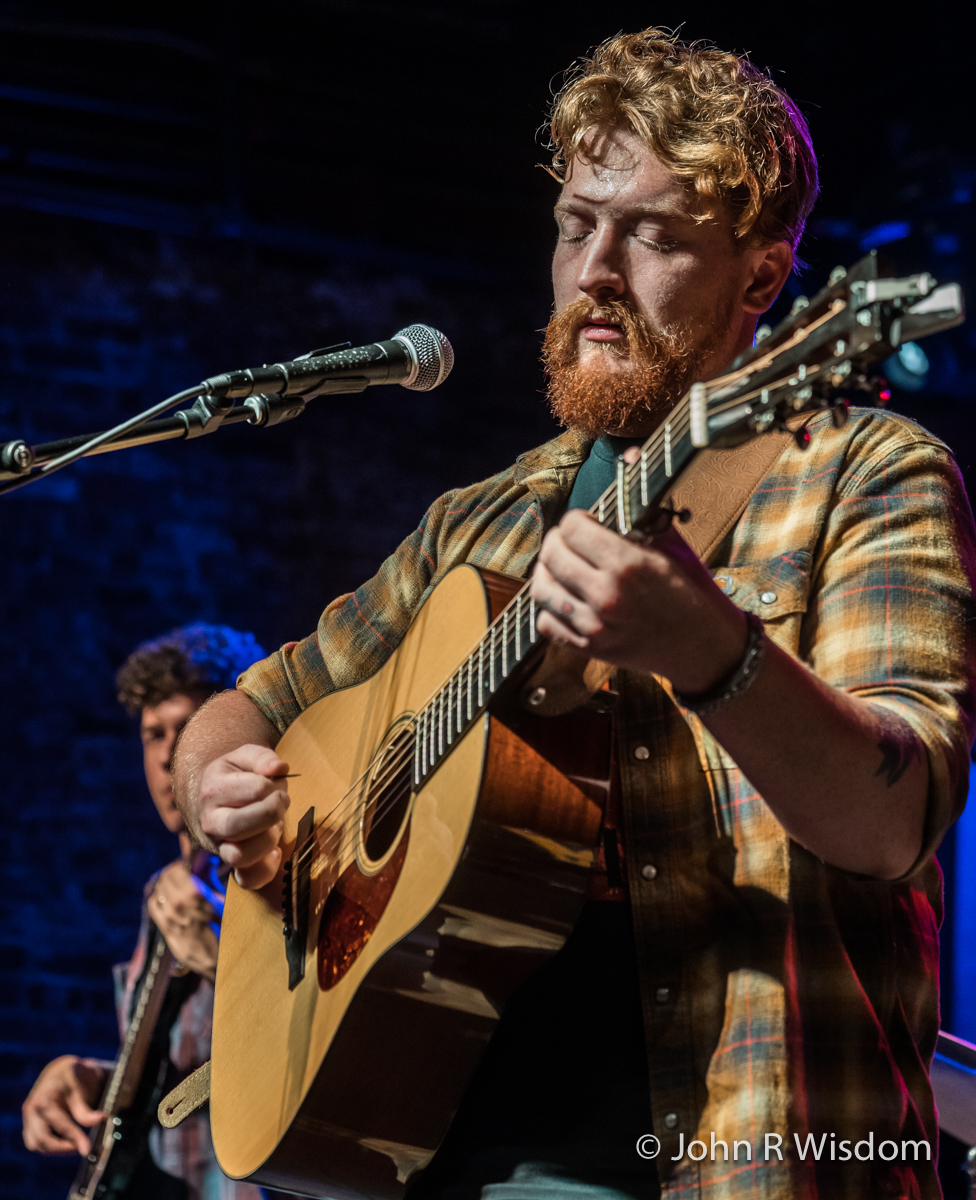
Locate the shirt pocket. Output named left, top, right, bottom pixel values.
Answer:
left=712, top=550, right=812, bottom=654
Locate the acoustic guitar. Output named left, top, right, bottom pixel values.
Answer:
left=207, top=254, right=962, bottom=1197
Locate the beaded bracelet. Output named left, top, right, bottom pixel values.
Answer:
left=674, top=611, right=766, bottom=716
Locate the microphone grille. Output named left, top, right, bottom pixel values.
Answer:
left=394, top=325, right=454, bottom=391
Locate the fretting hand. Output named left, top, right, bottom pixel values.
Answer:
left=529, top=507, right=747, bottom=696
left=22, top=1055, right=107, bottom=1156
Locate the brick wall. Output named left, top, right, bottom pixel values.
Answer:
left=0, top=208, right=558, bottom=1197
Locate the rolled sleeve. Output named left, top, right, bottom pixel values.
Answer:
left=804, top=431, right=976, bottom=870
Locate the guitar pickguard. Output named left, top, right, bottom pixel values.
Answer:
left=318, top=829, right=410, bottom=990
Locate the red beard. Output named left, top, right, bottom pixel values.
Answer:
left=542, top=296, right=709, bottom=438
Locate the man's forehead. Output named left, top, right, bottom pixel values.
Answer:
left=556, top=132, right=695, bottom=218
left=141, top=692, right=202, bottom=727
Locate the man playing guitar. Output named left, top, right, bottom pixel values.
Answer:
left=174, top=27, right=976, bottom=1200
left=22, top=625, right=270, bottom=1200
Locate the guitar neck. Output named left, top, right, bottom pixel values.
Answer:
left=412, top=393, right=699, bottom=788
left=101, top=934, right=174, bottom=1115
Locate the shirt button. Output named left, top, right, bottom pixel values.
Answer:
left=760, top=591, right=777, bottom=604
left=641, top=864, right=658, bottom=881
left=655, top=987, right=671, bottom=1004
left=633, top=745, right=650, bottom=761
left=664, top=1113, right=679, bottom=1130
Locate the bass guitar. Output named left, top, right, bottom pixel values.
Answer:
left=207, top=253, right=963, bottom=1197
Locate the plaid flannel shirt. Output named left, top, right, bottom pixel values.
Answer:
left=240, top=407, right=976, bottom=1199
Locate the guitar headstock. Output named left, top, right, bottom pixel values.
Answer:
left=690, top=249, right=964, bottom=451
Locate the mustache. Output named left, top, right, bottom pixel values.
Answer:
left=541, top=296, right=701, bottom=438
left=545, top=296, right=653, bottom=362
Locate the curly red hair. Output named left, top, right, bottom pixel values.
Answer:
left=548, top=27, right=819, bottom=252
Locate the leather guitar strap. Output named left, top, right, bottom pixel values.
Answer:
left=667, top=427, right=794, bottom=562
left=521, top=427, right=796, bottom=716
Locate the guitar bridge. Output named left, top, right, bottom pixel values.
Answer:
left=283, top=807, right=315, bottom=991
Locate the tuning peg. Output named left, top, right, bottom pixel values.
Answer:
left=793, top=423, right=811, bottom=451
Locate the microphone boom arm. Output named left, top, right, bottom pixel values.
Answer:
left=0, top=379, right=371, bottom=496
left=0, top=320, right=453, bottom=496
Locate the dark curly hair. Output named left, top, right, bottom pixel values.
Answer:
left=116, top=624, right=265, bottom=715
left=547, top=27, right=819, bottom=252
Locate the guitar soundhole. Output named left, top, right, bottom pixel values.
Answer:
left=362, top=722, right=414, bottom=865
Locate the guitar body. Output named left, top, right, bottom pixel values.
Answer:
left=210, top=565, right=612, bottom=1197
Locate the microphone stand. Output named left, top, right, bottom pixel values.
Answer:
left=0, top=378, right=367, bottom=498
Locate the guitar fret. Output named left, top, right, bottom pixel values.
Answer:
left=467, top=654, right=474, bottom=721
left=456, top=670, right=463, bottom=732
left=429, top=705, right=436, bottom=770
left=640, top=447, right=649, bottom=504
left=502, top=609, right=509, bottom=677
left=489, top=624, right=496, bottom=693
left=438, top=690, right=444, bottom=757
left=664, top=423, right=672, bottom=478
left=478, top=640, right=484, bottom=704
left=414, top=721, right=421, bottom=786
left=446, top=677, right=453, bottom=744
left=515, top=594, right=522, bottom=661
left=529, top=597, right=537, bottom=642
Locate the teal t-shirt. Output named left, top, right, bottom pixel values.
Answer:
left=567, top=435, right=645, bottom=514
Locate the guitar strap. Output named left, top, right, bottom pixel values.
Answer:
left=666, top=427, right=795, bottom=562
left=521, top=426, right=797, bottom=716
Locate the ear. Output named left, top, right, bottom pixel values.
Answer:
left=742, top=241, right=794, bottom=315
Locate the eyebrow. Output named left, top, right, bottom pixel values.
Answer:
left=553, top=198, right=692, bottom=222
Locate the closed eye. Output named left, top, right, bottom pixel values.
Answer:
left=635, top=235, right=677, bottom=253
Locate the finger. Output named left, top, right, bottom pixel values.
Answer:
left=536, top=534, right=611, bottom=611
left=557, top=508, right=649, bottom=570
left=32, top=1103, right=92, bottom=1155
left=65, top=1089, right=105, bottom=1128
left=204, top=791, right=289, bottom=843
left=218, top=822, right=284, bottom=869
left=233, top=846, right=282, bottom=890
left=200, top=766, right=289, bottom=813
left=529, top=562, right=602, bottom=638
left=534, top=608, right=590, bottom=650
left=222, top=744, right=290, bottom=779
left=155, top=876, right=214, bottom=916
left=23, top=1121, right=84, bottom=1155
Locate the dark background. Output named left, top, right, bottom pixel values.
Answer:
left=0, top=3, right=973, bottom=1197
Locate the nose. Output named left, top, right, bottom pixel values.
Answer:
left=161, top=730, right=178, bottom=774
left=574, top=224, right=627, bottom=304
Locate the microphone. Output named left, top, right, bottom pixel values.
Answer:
left=201, top=324, right=454, bottom=400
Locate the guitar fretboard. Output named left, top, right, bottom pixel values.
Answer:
left=411, top=392, right=698, bottom=786
left=101, top=934, right=170, bottom=1116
